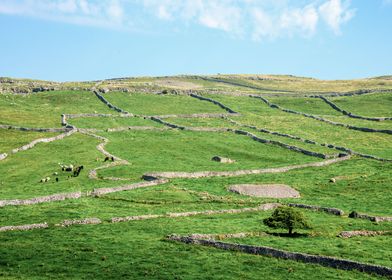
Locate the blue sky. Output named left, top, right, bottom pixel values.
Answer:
left=0, top=0, right=391, bottom=81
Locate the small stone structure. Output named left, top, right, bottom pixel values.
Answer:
left=211, top=156, right=235, bottom=163
left=229, top=184, right=300, bottom=198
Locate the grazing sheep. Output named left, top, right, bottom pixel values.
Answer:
left=62, top=164, right=74, bottom=172
left=104, top=156, right=115, bottom=162
left=73, top=165, right=84, bottom=177
left=40, top=177, right=51, bottom=183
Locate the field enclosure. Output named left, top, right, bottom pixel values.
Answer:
left=1, top=75, right=391, bottom=279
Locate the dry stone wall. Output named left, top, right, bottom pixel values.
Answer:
left=110, top=203, right=280, bottom=223
left=143, top=155, right=350, bottom=180
left=251, top=95, right=392, bottom=135
left=90, top=179, right=169, bottom=196
left=317, top=96, right=392, bottom=121
left=0, top=192, right=82, bottom=208
left=0, top=223, right=48, bottom=232
left=168, top=235, right=392, bottom=277
left=0, top=124, right=67, bottom=133
left=93, top=90, right=130, bottom=114
left=338, top=230, right=391, bottom=238
left=189, top=93, right=238, bottom=113
left=11, top=127, right=77, bottom=154
left=288, top=203, right=344, bottom=216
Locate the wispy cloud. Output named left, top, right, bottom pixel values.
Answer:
left=0, top=0, right=130, bottom=30
left=0, top=0, right=356, bottom=40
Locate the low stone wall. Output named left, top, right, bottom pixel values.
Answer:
left=288, top=203, right=344, bottom=216
left=106, top=126, right=168, bottom=132
left=232, top=129, right=332, bottom=159
left=0, top=192, right=82, bottom=208
left=90, top=179, right=169, bottom=196
left=143, top=155, right=350, bottom=180
left=168, top=235, right=392, bottom=277
left=56, top=218, right=102, bottom=227
left=189, top=93, right=238, bottom=113
left=251, top=95, right=392, bottom=135
left=349, top=212, right=392, bottom=222
left=0, top=153, right=7, bottom=161
left=11, top=127, right=77, bottom=154
left=338, top=230, right=391, bottom=238
left=110, top=203, right=280, bottom=223
left=0, top=223, right=48, bottom=232
left=317, top=96, right=392, bottom=121
left=0, top=124, right=67, bottom=133
left=149, top=117, right=186, bottom=129
left=157, top=112, right=240, bottom=119
left=93, top=90, right=130, bottom=114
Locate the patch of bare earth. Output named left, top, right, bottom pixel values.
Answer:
left=228, top=184, right=300, bottom=198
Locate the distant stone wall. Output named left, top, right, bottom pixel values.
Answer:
left=11, top=127, right=77, bottom=154
left=93, top=90, right=130, bottom=114
left=232, top=129, right=333, bottom=159
left=0, top=192, right=82, bottom=208
left=90, top=178, right=169, bottom=197
left=189, top=93, right=238, bottom=113
left=251, top=95, right=392, bottom=135
left=168, top=235, right=392, bottom=277
left=0, top=124, right=67, bottom=133
left=110, top=203, right=280, bottom=223
left=288, top=203, right=344, bottom=216
left=57, top=218, right=102, bottom=227
left=143, top=155, right=350, bottom=180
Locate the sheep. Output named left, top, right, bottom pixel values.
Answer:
left=61, top=164, right=74, bottom=172
left=104, top=156, right=115, bottom=162
left=40, top=177, right=51, bottom=183
left=73, top=165, right=84, bottom=177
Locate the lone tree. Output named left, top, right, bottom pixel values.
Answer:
left=263, top=206, right=310, bottom=235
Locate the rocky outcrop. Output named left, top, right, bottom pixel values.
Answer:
left=0, top=192, right=82, bottom=208
left=143, top=155, right=350, bottom=180
left=288, top=203, right=344, bottom=216
left=168, top=235, right=392, bottom=277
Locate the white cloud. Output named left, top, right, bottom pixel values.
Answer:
left=0, top=0, right=356, bottom=39
left=319, top=0, right=355, bottom=34
left=0, top=0, right=127, bottom=30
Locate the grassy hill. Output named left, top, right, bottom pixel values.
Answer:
left=0, top=75, right=391, bottom=279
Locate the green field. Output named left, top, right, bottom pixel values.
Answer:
left=1, top=75, right=391, bottom=279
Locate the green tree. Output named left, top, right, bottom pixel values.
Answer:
left=263, top=206, right=310, bottom=235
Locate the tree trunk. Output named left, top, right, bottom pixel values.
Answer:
left=288, top=227, right=293, bottom=235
